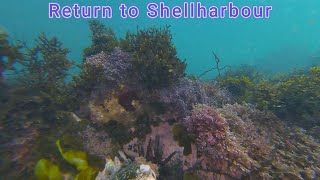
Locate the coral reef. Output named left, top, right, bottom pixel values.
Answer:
left=202, top=81, right=232, bottom=107
left=219, top=103, right=273, bottom=161
left=218, top=103, right=320, bottom=179
left=154, top=78, right=208, bottom=115
left=180, top=103, right=320, bottom=179
left=1, top=22, right=320, bottom=180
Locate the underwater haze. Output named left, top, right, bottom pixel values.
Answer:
left=1, top=0, right=320, bottom=180
left=1, top=0, right=320, bottom=76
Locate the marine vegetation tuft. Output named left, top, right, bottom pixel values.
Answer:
left=123, top=26, right=186, bottom=89
left=21, top=33, right=73, bottom=90
left=0, top=31, right=23, bottom=87
left=219, top=65, right=320, bottom=130
left=83, top=20, right=118, bottom=58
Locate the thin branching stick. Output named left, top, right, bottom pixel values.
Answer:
left=199, top=51, right=230, bottom=78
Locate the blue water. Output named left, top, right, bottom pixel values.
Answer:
left=1, top=0, right=320, bottom=77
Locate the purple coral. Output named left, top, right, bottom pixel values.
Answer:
left=155, top=78, right=209, bottom=115
left=85, top=47, right=134, bottom=100
left=154, top=78, right=231, bottom=116
left=85, top=47, right=132, bottom=84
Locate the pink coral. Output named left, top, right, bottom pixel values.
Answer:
left=183, top=104, right=253, bottom=178
left=184, top=105, right=228, bottom=151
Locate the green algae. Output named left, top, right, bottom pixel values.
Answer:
left=123, top=25, right=186, bottom=89
left=22, top=33, right=73, bottom=90
left=35, top=159, right=62, bottom=180
left=104, top=120, right=132, bottom=146
left=84, top=20, right=118, bottom=58
left=35, top=140, right=98, bottom=180
left=133, top=113, right=152, bottom=139
left=56, top=140, right=89, bottom=171
left=0, top=31, right=23, bottom=89
left=219, top=65, right=320, bottom=131
left=114, top=163, right=139, bottom=179
left=75, top=167, right=96, bottom=180
left=183, top=172, right=200, bottom=180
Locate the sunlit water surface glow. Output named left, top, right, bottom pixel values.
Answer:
left=1, top=0, right=319, bottom=77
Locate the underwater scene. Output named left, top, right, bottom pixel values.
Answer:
left=1, top=0, right=320, bottom=179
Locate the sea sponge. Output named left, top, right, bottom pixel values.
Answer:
left=89, top=91, right=141, bottom=125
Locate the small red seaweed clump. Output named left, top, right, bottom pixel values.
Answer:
left=184, top=104, right=254, bottom=178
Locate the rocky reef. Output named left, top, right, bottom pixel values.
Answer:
left=0, top=21, right=319, bottom=180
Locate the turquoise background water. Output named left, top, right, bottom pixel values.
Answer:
left=1, top=0, right=319, bottom=78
